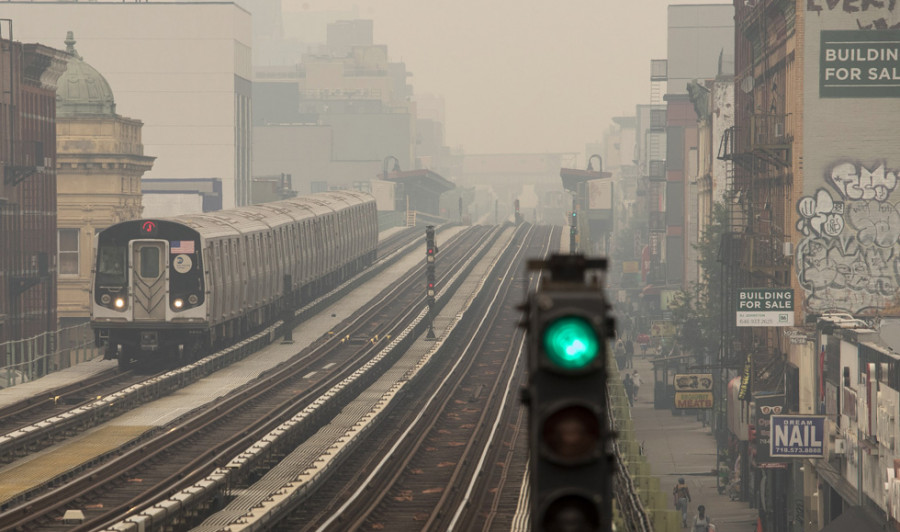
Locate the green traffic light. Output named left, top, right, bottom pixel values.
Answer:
left=542, top=316, right=599, bottom=370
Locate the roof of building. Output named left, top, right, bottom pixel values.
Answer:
left=382, top=169, right=455, bottom=194
left=559, top=168, right=610, bottom=193
left=56, top=31, right=116, bottom=117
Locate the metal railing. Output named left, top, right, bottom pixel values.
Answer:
left=1, top=322, right=100, bottom=389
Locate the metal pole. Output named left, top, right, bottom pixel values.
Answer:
left=26, top=339, right=32, bottom=383
left=4, top=341, right=10, bottom=388
left=426, top=302, right=436, bottom=339
left=281, top=274, right=294, bottom=344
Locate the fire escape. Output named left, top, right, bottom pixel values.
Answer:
left=646, top=59, right=668, bottom=287
left=718, top=0, right=793, bottom=385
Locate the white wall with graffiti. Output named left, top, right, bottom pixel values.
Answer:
left=801, top=3, right=900, bottom=315
left=796, top=162, right=900, bottom=313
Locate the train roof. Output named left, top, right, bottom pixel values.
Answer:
left=186, top=190, right=374, bottom=239
left=102, top=190, right=375, bottom=241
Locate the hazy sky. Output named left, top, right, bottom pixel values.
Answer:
left=284, top=0, right=732, bottom=155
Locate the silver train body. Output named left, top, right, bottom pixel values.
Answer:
left=91, top=190, right=378, bottom=367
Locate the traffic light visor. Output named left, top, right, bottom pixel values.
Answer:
left=542, top=316, right=599, bottom=370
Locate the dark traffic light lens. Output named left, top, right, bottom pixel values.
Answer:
left=542, top=316, right=599, bottom=370
left=542, top=493, right=600, bottom=532
left=542, top=405, right=601, bottom=462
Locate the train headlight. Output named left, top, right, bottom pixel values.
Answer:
left=173, top=298, right=184, bottom=309
left=100, top=294, right=111, bottom=305
left=114, top=297, right=125, bottom=309
left=188, top=294, right=199, bottom=305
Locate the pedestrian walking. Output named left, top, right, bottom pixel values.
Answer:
left=623, top=373, right=635, bottom=407
left=673, top=477, right=691, bottom=527
left=614, top=338, right=626, bottom=370
left=693, top=504, right=712, bottom=531
left=624, top=337, right=634, bottom=368
left=632, top=370, right=642, bottom=402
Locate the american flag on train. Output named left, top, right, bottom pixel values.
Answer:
left=170, top=241, right=195, bottom=254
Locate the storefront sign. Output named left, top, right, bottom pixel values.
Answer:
left=821, top=30, right=900, bottom=98
left=737, top=288, right=794, bottom=327
left=751, top=393, right=786, bottom=466
left=739, top=352, right=752, bottom=401
left=770, top=415, right=826, bottom=458
left=650, top=320, right=675, bottom=337
left=674, top=373, right=713, bottom=392
left=675, top=392, right=714, bottom=409
left=674, top=373, right=714, bottom=409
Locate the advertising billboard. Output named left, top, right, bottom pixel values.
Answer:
left=737, top=288, right=794, bottom=327
left=674, top=373, right=713, bottom=409
left=770, top=415, right=826, bottom=458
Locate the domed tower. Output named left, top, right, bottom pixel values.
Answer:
left=56, top=31, right=155, bottom=325
left=56, top=32, right=116, bottom=117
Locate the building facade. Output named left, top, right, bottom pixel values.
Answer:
left=4, top=2, right=252, bottom=211
left=723, top=2, right=799, bottom=529
left=253, top=19, right=418, bottom=194
left=55, top=33, right=154, bottom=325
left=0, top=34, right=68, bottom=358
left=664, top=4, right=735, bottom=293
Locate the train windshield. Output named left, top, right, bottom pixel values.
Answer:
left=97, top=246, right=126, bottom=285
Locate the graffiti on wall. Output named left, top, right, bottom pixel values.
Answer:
left=796, top=161, right=900, bottom=314
left=807, top=0, right=900, bottom=29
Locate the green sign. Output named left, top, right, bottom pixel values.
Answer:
left=737, top=288, right=794, bottom=327
left=820, top=30, right=900, bottom=98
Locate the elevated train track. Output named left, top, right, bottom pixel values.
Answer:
left=0, top=222, right=654, bottom=532
left=0, top=224, right=499, bottom=530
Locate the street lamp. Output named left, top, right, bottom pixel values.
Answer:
left=382, top=155, right=400, bottom=179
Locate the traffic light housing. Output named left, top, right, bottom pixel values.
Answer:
left=427, top=270, right=436, bottom=298
left=523, top=255, right=613, bottom=532
left=426, top=225, right=436, bottom=262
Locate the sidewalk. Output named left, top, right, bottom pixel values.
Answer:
left=629, top=353, right=758, bottom=531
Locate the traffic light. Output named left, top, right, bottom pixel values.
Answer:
left=427, top=270, right=436, bottom=298
left=426, top=225, right=436, bottom=262
left=523, top=255, right=613, bottom=532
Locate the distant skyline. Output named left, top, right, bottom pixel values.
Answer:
left=283, top=0, right=733, bottom=156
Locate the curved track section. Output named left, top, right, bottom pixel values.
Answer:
left=267, top=225, right=555, bottom=532
left=0, top=225, right=484, bottom=530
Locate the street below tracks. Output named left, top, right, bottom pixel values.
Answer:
left=629, top=353, right=758, bottom=530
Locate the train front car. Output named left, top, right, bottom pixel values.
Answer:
left=91, top=219, right=206, bottom=369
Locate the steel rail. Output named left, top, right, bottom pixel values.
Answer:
left=72, top=227, right=496, bottom=532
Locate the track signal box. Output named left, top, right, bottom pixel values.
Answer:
left=522, top=254, right=614, bottom=532
left=426, top=225, right=436, bottom=262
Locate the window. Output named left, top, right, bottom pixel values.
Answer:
left=58, top=228, right=79, bottom=275
left=97, top=246, right=126, bottom=285
left=140, top=247, right=160, bottom=279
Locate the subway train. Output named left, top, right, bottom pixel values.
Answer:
left=91, top=190, right=378, bottom=368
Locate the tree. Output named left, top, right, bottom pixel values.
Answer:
left=670, top=202, right=730, bottom=362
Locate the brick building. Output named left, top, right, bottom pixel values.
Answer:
left=0, top=33, right=68, bottom=358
